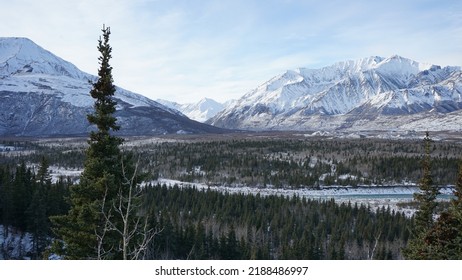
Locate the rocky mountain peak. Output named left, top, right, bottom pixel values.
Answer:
left=0, top=37, right=89, bottom=80
left=208, top=55, right=462, bottom=131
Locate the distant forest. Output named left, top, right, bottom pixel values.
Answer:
left=3, top=135, right=461, bottom=187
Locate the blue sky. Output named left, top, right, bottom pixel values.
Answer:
left=1, top=0, right=462, bottom=103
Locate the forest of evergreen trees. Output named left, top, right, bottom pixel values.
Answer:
left=2, top=136, right=461, bottom=189
left=2, top=134, right=462, bottom=259
left=0, top=158, right=70, bottom=259
left=136, top=137, right=462, bottom=187
left=143, top=184, right=411, bottom=260
left=0, top=161, right=411, bottom=259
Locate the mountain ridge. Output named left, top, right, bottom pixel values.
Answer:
left=0, top=37, right=89, bottom=80
left=0, top=37, right=224, bottom=136
left=207, top=55, right=462, bottom=131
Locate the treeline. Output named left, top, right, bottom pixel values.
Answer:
left=0, top=139, right=85, bottom=170
left=2, top=137, right=461, bottom=188
left=143, top=184, right=411, bottom=260
left=0, top=158, right=70, bottom=259
left=133, top=138, right=461, bottom=187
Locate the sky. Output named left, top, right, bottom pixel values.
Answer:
left=1, top=0, right=462, bottom=104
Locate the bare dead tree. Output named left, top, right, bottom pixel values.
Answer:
left=96, top=157, right=160, bottom=260
left=368, top=230, right=382, bottom=260
left=95, top=184, right=115, bottom=260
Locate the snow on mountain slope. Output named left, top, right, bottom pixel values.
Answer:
left=182, top=98, right=224, bottom=122
left=0, top=37, right=224, bottom=136
left=0, top=37, right=88, bottom=80
left=158, top=98, right=225, bottom=122
left=208, top=55, right=462, bottom=131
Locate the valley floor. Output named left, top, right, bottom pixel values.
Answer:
left=1, top=131, right=460, bottom=259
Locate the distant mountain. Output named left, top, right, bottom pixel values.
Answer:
left=208, top=55, right=462, bottom=131
left=157, top=98, right=226, bottom=122
left=0, top=37, right=224, bottom=136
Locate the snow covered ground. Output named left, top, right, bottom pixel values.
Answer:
left=48, top=166, right=82, bottom=183
left=26, top=164, right=82, bottom=184
left=0, top=225, right=33, bottom=260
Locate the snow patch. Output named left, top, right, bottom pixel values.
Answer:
left=0, top=225, right=34, bottom=260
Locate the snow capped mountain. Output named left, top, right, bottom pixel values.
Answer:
left=158, top=98, right=225, bottom=122
left=0, top=37, right=224, bottom=136
left=0, top=37, right=89, bottom=80
left=208, top=55, right=462, bottom=131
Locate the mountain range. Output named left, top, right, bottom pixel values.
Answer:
left=157, top=98, right=227, bottom=123
left=0, top=37, right=224, bottom=137
left=208, top=55, right=462, bottom=131
left=2, top=37, right=462, bottom=136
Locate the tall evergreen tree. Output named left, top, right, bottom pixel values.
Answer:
left=444, top=161, right=462, bottom=257
left=414, top=132, right=439, bottom=233
left=421, top=156, right=462, bottom=259
left=36, top=156, right=52, bottom=186
left=451, top=160, right=462, bottom=220
left=26, top=181, right=48, bottom=258
left=28, top=156, right=52, bottom=257
left=404, top=132, right=440, bottom=259
left=52, top=25, right=124, bottom=259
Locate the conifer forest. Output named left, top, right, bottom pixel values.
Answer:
left=1, top=133, right=462, bottom=259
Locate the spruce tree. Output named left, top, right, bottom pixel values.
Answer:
left=52, top=25, right=124, bottom=259
left=414, top=132, right=439, bottom=233
left=451, top=161, right=462, bottom=219
left=424, top=158, right=462, bottom=259
left=445, top=162, right=462, bottom=257
left=404, top=132, right=440, bottom=259
left=26, top=156, right=52, bottom=258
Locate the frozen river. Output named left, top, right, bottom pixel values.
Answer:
left=155, top=179, right=454, bottom=217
